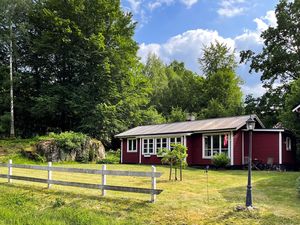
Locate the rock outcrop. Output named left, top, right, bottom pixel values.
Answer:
left=36, top=138, right=105, bottom=162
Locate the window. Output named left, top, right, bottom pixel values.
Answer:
left=286, top=137, right=292, bottom=151
left=156, top=138, right=167, bottom=152
left=142, top=136, right=184, bottom=155
left=170, top=137, right=182, bottom=150
left=127, top=139, right=137, bottom=152
left=203, top=134, right=229, bottom=158
left=143, top=138, right=154, bottom=155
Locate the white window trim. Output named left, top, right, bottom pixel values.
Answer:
left=202, top=133, right=231, bottom=159
left=142, top=138, right=155, bottom=156
left=127, top=138, right=137, bottom=153
left=286, top=137, right=292, bottom=151
left=142, top=136, right=185, bottom=156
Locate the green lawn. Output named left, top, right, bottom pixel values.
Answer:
left=0, top=162, right=299, bottom=225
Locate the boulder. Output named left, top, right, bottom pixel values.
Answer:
left=36, top=138, right=105, bottom=162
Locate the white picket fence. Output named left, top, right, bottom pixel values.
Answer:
left=0, top=160, right=163, bottom=202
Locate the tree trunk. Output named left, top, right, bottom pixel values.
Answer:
left=175, top=167, right=177, bottom=181
left=180, top=162, right=182, bottom=181
left=9, top=20, right=15, bottom=138
left=169, top=162, right=172, bottom=181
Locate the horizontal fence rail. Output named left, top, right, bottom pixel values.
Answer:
left=0, top=160, right=163, bottom=202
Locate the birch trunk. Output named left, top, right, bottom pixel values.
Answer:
left=9, top=20, right=15, bottom=138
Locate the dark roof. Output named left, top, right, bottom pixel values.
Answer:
left=115, top=114, right=265, bottom=138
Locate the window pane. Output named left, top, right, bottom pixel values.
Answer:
left=176, top=137, right=182, bottom=144
left=213, top=135, right=219, bottom=149
left=204, top=136, right=211, bottom=149
left=205, top=150, right=211, bottom=157
left=143, top=139, right=148, bottom=154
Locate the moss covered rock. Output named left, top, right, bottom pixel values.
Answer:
left=36, top=132, right=105, bottom=162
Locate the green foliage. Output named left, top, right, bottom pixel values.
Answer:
left=167, top=107, right=187, bottom=122
left=280, top=78, right=300, bottom=161
left=240, top=0, right=300, bottom=90
left=240, top=0, right=300, bottom=128
left=159, top=143, right=188, bottom=180
left=199, top=43, right=243, bottom=118
left=297, top=177, right=300, bottom=196
left=48, top=132, right=87, bottom=153
left=199, top=41, right=237, bottom=75
left=52, top=198, right=66, bottom=208
left=97, top=150, right=120, bottom=164
left=212, top=153, right=230, bottom=168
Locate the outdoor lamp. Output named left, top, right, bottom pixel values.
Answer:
left=246, top=116, right=256, bottom=131
left=245, top=115, right=256, bottom=208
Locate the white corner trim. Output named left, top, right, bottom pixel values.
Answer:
left=242, top=131, right=244, bottom=165
left=139, top=138, right=142, bottom=164
left=230, top=131, right=234, bottom=166
left=120, top=139, right=123, bottom=164
left=279, top=132, right=282, bottom=164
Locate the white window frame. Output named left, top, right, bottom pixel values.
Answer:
left=286, top=137, right=292, bottom=151
left=156, top=137, right=168, bottom=156
left=142, top=136, right=184, bottom=156
left=142, top=138, right=155, bottom=155
left=202, top=133, right=230, bottom=159
left=127, top=138, right=137, bottom=152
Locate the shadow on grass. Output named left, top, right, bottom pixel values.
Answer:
left=0, top=182, right=151, bottom=209
left=219, top=172, right=299, bottom=202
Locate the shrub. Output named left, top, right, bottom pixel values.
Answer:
left=48, top=132, right=87, bottom=153
left=97, top=149, right=120, bottom=164
left=296, top=177, right=300, bottom=195
left=212, top=153, right=230, bottom=168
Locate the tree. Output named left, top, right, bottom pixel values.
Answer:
left=199, top=41, right=237, bottom=76
left=240, top=0, right=300, bottom=91
left=143, top=53, right=168, bottom=110
left=199, top=42, right=243, bottom=118
left=0, top=0, right=31, bottom=137
left=167, top=107, right=187, bottom=123
left=280, top=78, right=300, bottom=161
left=159, top=144, right=188, bottom=181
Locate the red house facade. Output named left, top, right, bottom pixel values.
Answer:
left=115, top=115, right=297, bottom=168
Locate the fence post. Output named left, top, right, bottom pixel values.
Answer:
left=48, top=162, right=52, bottom=189
left=151, top=165, right=156, bottom=203
left=8, top=159, right=12, bottom=183
left=102, top=165, right=106, bottom=196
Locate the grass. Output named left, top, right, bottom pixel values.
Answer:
left=0, top=162, right=299, bottom=225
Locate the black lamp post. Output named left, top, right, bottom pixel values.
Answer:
left=246, top=115, right=256, bottom=208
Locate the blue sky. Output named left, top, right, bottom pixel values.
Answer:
left=121, top=0, right=279, bottom=97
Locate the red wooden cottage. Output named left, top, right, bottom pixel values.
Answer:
left=115, top=115, right=297, bottom=168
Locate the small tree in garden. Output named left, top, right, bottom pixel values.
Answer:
left=159, top=144, right=188, bottom=181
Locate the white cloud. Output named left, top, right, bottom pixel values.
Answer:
left=254, top=10, right=277, bottom=32
left=241, top=83, right=265, bottom=98
left=137, top=10, right=277, bottom=97
left=148, top=0, right=174, bottom=11
left=217, top=0, right=247, bottom=17
left=180, top=0, right=198, bottom=8
left=138, top=29, right=235, bottom=73
left=127, top=0, right=142, bottom=13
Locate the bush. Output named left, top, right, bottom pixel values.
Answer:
left=296, top=177, right=300, bottom=195
left=97, top=149, right=120, bottom=164
left=212, top=153, right=230, bottom=168
left=48, top=132, right=87, bottom=153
